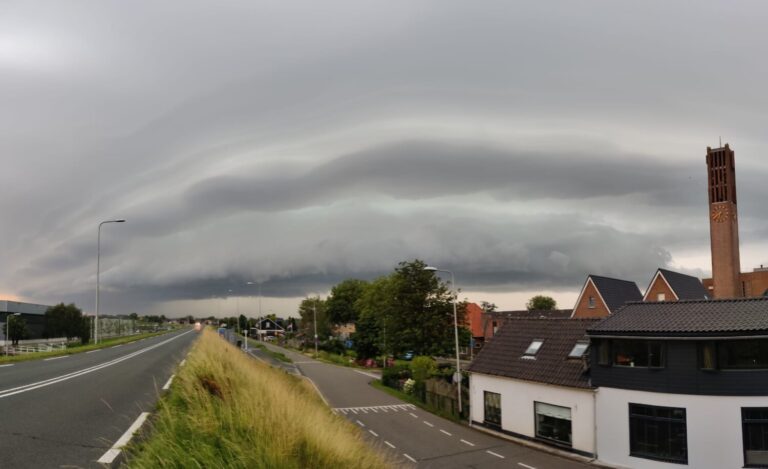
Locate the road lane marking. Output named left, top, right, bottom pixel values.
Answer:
left=403, top=453, right=417, bottom=463
left=518, top=464, right=536, bottom=469
left=385, top=441, right=396, bottom=449
left=162, top=374, right=175, bottom=390
left=180, top=359, right=186, bottom=366
left=334, top=404, right=416, bottom=414
left=111, top=344, right=122, bottom=348
left=97, top=412, right=150, bottom=464
left=487, top=450, right=505, bottom=459
left=85, top=349, right=101, bottom=354
left=440, top=429, right=452, bottom=436
left=44, top=356, right=68, bottom=361
left=423, top=420, right=434, bottom=427
left=353, top=369, right=380, bottom=379
left=460, top=439, right=475, bottom=446
left=368, top=430, right=379, bottom=437
left=356, top=420, right=365, bottom=427
left=0, top=364, right=14, bottom=368
left=409, top=412, right=418, bottom=418
left=0, top=330, right=193, bottom=400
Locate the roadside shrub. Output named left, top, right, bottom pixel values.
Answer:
left=381, top=363, right=411, bottom=388
left=410, top=356, right=437, bottom=383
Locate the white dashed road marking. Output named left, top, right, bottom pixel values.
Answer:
left=97, top=412, right=150, bottom=464
left=460, top=439, right=475, bottom=446
left=333, top=404, right=417, bottom=415
left=85, top=349, right=101, bottom=354
left=369, top=430, right=379, bottom=437
left=356, top=420, right=365, bottom=427
left=487, top=450, right=505, bottom=459
left=403, top=453, right=417, bottom=463
left=423, top=420, right=434, bottom=427
left=180, top=359, right=186, bottom=366
left=0, top=364, right=13, bottom=368
left=385, top=441, right=396, bottom=449
left=409, top=412, right=418, bottom=418
left=440, top=429, right=452, bottom=436
left=162, top=374, right=175, bottom=390
left=518, top=463, right=536, bottom=469
left=44, top=356, right=68, bottom=361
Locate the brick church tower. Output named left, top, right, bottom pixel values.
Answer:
left=706, top=144, right=742, bottom=298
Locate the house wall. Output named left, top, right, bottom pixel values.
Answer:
left=590, top=339, right=768, bottom=395
left=470, top=373, right=595, bottom=456
left=644, top=276, right=677, bottom=302
left=703, top=270, right=768, bottom=298
left=596, top=386, right=764, bottom=469
left=572, top=281, right=610, bottom=318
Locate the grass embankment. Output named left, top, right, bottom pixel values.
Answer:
left=126, top=329, right=393, bottom=469
left=0, top=329, right=174, bottom=365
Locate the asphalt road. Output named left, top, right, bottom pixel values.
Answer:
left=0, top=328, right=196, bottom=468
left=256, top=342, right=593, bottom=469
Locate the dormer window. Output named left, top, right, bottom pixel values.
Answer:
left=523, top=339, right=544, bottom=358
left=568, top=341, right=589, bottom=359
left=588, top=296, right=596, bottom=308
left=657, top=293, right=666, bottom=301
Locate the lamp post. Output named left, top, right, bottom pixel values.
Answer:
left=96, top=219, right=126, bottom=344
left=424, top=265, right=462, bottom=416
left=313, top=302, right=319, bottom=358
left=5, top=313, right=21, bottom=356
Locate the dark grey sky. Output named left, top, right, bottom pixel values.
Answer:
left=3, top=1, right=768, bottom=316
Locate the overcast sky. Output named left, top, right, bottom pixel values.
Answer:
left=3, top=1, right=768, bottom=317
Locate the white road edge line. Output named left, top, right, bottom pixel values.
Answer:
left=518, top=463, right=536, bottom=469
left=85, top=349, right=101, bottom=354
left=97, top=412, right=150, bottom=464
left=460, top=439, right=475, bottom=446
left=486, top=450, right=505, bottom=459
left=162, top=374, right=175, bottom=391
left=440, top=429, right=452, bottom=436
left=180, top=359, right=186, bottom=366
left=352, top=369, right=380, bottom=379
left=403, top=453, right=417, bottom=463
left=385, top=441, right=396, bottom=449
left=368, top=430, right=379, bottom=437
left=44, top=356, right=68, bottom=361
left=423, top=420, right=434, bottom=427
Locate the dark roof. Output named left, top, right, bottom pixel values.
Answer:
left=588, top=297, right=768, bottom=337
left=489, top=309, right=572, bottom=319
left=656, top=269, right=708, bottom=300
left=469, top=318, right=601, bottom=389
left=589, top=275, right=642, bottom=312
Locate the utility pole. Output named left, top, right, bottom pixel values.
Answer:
left=313, top=302, right=318, bottom=358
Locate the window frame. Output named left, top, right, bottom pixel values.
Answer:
left=483, top=391, right=502, bottom=428
left=629, top=403, right=688, bottom=465
left=534, top=401, right=572, bottom=447
left=568, top=341, right=590, bottom=359
left=743, top=407, right=768, bottom=468
left=523, top=339, right=544, bottom=358
left=612, top=340, right=665, bottom=369
left=588, top=296, right=596, bottom=308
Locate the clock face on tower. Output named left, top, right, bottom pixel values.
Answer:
left=711, top=205, right=730, bottom=223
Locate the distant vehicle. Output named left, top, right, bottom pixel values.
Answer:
left=402, top=351, right=414, bottom=360
left=194, top=322, right=202, bottom=332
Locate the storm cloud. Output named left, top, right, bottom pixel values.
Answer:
left=3, top=1, right=768, bottom=315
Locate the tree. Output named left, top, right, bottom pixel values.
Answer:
left=238, top=314, right=247, bottom=332
left=8, top=316, right=29, bottom=345
left=326, top=279, right=369, bottom=325
left=298, top=297, right=330, bottom=341
left=526, top=295, right=557, bottom=311
left=44, top=303, right=89, bottom=343
left=128, top=313, right=139, bottom=321
left=480, top=301, right=497, bottom=313
left=353, top=277, right=395, bottom=359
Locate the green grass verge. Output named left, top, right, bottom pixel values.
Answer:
left=125, top=329, right=393, bottom=469
left=249, top=341, right=292, bottom=363
left=370, top=379, right=464, bottom=425
left=0, top=329, right=177, bottom=365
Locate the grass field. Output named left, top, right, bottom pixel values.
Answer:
left=126, top=329, right=394, bottom=469
left=0, top=329, right=173, bottom=365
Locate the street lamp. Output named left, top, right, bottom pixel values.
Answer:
left=95, top=219, right=126, bottom=344
left=5, top=313, right=21, bottom=356
left=424, top=265, right=463, bottom=416
left=313, top=302, right=319, bottom=358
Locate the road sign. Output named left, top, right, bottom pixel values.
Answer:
left=453, top=372, right=462, bottom=384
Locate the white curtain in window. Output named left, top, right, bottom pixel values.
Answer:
left=535, top=402, right=571, bottom=420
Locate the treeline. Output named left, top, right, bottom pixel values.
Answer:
left=297, top=259, right=469, bottom=360
left=43, top=303, right=90, bottom=344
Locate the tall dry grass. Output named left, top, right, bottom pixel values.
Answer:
left=126, top=329, right=394, bottom=469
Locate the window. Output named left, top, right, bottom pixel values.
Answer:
left=492, top=321, right=498, bottom=334
left=568, top=341, right=589, bottom=359
left=699, top=342, right=717, bottom=370
left=588, top=296, right=596, bottom=308
left=535, top=402, right=572, bottom=446
left=743, top=408, right=768, bottom=467
left=629, top=403, right=688, bottom=464
left=718, top=340, right=768, bottom=370
left=657, top=293, right=666, bottom=301
left=598, top=340, right=611, bottom=366
left=523, top=339, right=544, bottom=357
left=484, top=391, right=501, bottom=427
left=613, top=340, right=664, bottom=368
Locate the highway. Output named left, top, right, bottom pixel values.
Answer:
left=253, top=341, right=592, bottom=469
left=0, top=328, right=196, bottom=468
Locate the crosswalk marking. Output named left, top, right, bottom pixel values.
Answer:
left=332, top=404, right=417, bottom=415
